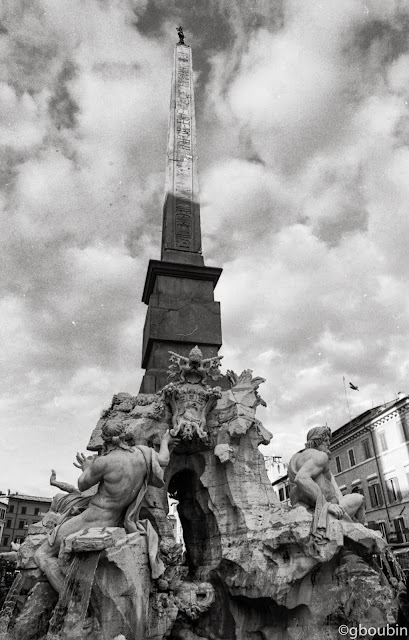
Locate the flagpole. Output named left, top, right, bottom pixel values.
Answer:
left=343, top=376, right=352, bottom=421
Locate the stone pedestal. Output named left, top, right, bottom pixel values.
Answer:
left=140, top=261, right=222, bottom=393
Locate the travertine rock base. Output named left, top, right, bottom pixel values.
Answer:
left=0, top=371, right=398, bottom=639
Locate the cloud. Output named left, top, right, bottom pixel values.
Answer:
left=199, top=0, right=409, bottom=457
left=0, top=0, right=170, bottom=493
left=2, top=0, right=409, bottom=496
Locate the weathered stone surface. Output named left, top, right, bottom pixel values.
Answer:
left=92, top=533, right=152, bottom=640
left=8, top=581, right=58, bottom=640
left=87, top=393, right=168, bottom=452
left=62, top=527, right=127, bottom=554
left=16, top=521, right=49, bottom=574
left=2, top=363, right=398, bottom=640
left=147, top=592, right=179, bottom=640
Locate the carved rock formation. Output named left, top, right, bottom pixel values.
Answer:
left=0, top=358, right=400, bottom=639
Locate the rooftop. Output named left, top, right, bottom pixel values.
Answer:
left=331, top=396, right=404, bottom=443
left=7, top=494, right=52, bottom=503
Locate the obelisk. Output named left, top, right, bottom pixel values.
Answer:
left=139, top=30, right=223, bottom=393
left=162, top=30, right=202, bottom=265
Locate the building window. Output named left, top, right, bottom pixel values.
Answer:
left=6, top=520, right=11, bottom=529
left=3, top=536, right=9, bottom=546
left=285, top=485, right=290, bottom=500
left=368, top=521, right=387, bottom=539
left=401, top=414, right=409, bottom=442
left=378, top=431, right=387, bottom=452
left=34, top=508, right=40, bottom=516
left=18, top=520, right=25, bottom=530
left=278, top=488, right=285, bottom=501
left=21, top=506, right=26, bottom=515
left=351, top=484, right=363, bottom=495
left=9, top=505, right=14, bottom=513
left=362, top=439, right=371, bottom=460
left=14, top=537, right=22, bottom=544
left=385, top=477, right=402, bottom=503
left=368, top=483, right=383, bottom=508
left=335, top=456, right=342, bottom=473
left=351, top=484, right=366, bottom=508
left=348, top=449, right=356, bottom=467
left=394, top=517, right=406, bottom=543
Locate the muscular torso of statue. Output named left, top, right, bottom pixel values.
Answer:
left=81, top=448, right=147, bottom=528
left=35, top=430, right=173, bottom=594
left=289, top=448, right=338, bottom=508
left=288, top=432, right=365, bottom=524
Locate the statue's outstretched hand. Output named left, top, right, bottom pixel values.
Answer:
left=328, top=504, right=344, bottom=519
left=73, top=452, right=95, bottom=471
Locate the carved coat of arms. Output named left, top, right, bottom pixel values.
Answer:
left=161, top=346, right=222, bottom=441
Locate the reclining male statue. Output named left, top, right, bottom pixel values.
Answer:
left=288, top=426, right=365, bottom=533
left=35, top=423, right=174, bottom=593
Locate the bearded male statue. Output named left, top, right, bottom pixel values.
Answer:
left=35, top=423, right=175, bottom=593
left=288, top=426, right=365, bottom=525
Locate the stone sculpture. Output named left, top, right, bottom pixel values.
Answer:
left=176, top=26, right=185, bottom=45
left=162, top=346, right=222, bottom=441
left=0, top=357, right=400, bottom=640
left=288, top=425, right=366, bottom=532
left=168, top=346, right=223, bottom=385
left=35, top=423, right=173, bottom=593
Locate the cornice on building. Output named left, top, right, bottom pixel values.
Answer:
left=7, top=494, right=52, bottom=503
left=271, top=474, right=289, bottom=487
left=331, top=396, right=409, bottom=451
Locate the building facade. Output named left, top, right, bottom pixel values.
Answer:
left=330, top=394, right=409, bottom=543
left=265, top=455, right=290, bottom=505
left=272, top=474, right=290, bottom=505
left=0, top=494, right=52, bottom=552
left=264, top=456, right=288, bottom=484
left=0, top=500, right=6, bottom=544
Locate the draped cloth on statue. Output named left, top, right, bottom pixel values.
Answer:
left=124, top=445, right=166, bottom=579
left=311, top=489, right=331, bottom=545
left=48, top=493, right=93, bottom=546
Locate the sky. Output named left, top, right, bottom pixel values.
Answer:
left=1, top=0, right=409, bottom=496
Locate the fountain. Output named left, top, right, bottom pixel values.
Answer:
left=0, top=31, right=401, bottom=640
left=0, top=346, right=401, bottom=639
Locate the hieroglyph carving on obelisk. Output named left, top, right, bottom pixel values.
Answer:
left=163, top=40, right=202, bottom=260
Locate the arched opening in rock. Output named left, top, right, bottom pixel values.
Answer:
left=168, top=468, right=221, bottom=577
